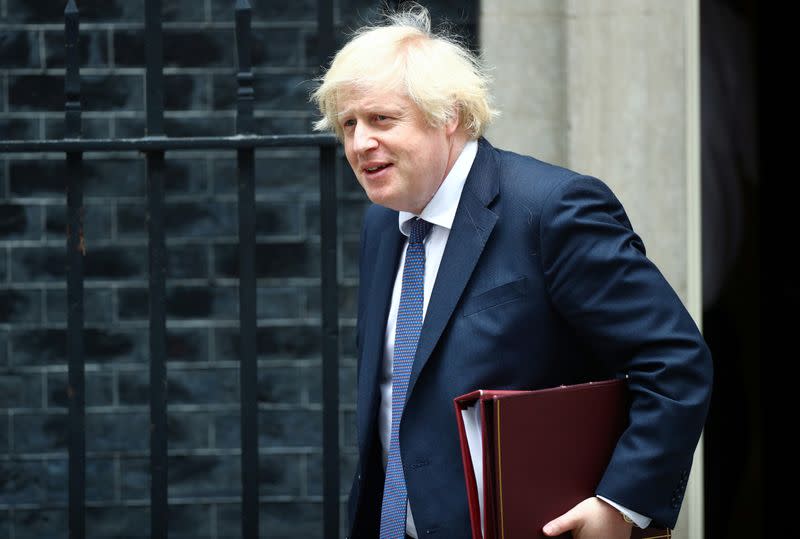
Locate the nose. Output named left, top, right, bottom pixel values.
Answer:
left=352, top=122, right=378, bottom=153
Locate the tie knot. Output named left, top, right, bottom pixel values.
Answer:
left=409, top=218, right=432, bottom=244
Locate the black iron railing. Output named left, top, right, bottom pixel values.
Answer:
left=0, top=1, right=340, bottom=538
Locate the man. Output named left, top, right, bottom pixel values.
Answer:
left=311, top=5, right=712, bottom=539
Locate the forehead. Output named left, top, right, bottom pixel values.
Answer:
left=336, top=86, right=415, bottom=116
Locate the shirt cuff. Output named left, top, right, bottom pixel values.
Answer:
left=596, top=496, right=652, bottom=529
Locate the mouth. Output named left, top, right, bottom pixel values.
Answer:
left=363, top=163, right=392, bottom=174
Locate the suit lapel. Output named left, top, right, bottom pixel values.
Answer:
left=407, top=139, right=500, bottom=397
left=357, top=212, right=404, bottom=453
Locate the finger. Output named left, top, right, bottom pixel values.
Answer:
left=542, top=507, right=581, bottom=536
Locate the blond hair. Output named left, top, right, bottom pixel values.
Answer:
left=310, top=3, right=497, bottom=140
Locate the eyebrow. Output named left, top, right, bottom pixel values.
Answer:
left=336, top=105, right=405, bottom=120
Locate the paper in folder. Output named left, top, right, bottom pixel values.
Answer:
left=453, top=379, right=671, bottom=539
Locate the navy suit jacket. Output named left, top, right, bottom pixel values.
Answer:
left=348, top=138, right=712, bottom=537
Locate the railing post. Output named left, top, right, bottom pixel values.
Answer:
left=235, top=2, right=259, bottom=538
left=317, top=0, right=340, bottom=537
left=65, top=2, right=85, bottom=538
left=144, top=1, right=168, bottom=538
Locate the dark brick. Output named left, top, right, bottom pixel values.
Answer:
left=0, top=372, right=42, bottom=408
left=0, top=30, right=40, bottom=68
left=339, top=153, right=363, bottom=195
left=253, top=114, right=315, bottom=134
left=117, top=369, right=148, bottom=405
left=164, top=158, right=212, bottom=197
left=167, top=411, right=215, bottom=449
left=257, top=366, right=305, bottom=405
left=0, top=203, right=41, bottom=240
left=44, top=203, right=113, bottom=241
left=168, top=367, right=239, bottom=405
left=343, top=410, right=357, bottom=448
left=5, top=0, right=143, bottom=23
left=218, top=502, right=323, bottom=539
left=213, top=73, right=316, bottom=111
left=166, top=328, right=210, bottom=362
left=113, top=117, right=145, bottom=138
left=257, top=286, right=302, bottom=319
left=0, top=289, right=42, bottom=324
left=168, top=244, right=209, bottom=279
left=164, top=74, right=212, bottom=110
left=305, top=199, right=368, bottom=237
left=212, top=0, right=317, bottom=22
left=86, top=411, right=148, bottom=452
left=44, top=117, right=111, bottom=140
left=0, top=461, right=45, bottom=504
left=342, top=238, right=359, bottom=279
left=118, top=200, right=233, bottom=241
left=44, top=29, right=109, bottom=68
left=88, top=245, right=147, bottom=280
left=9, top=74, right=143, bottom=112
left=116, top=203, right=145, bottom=239
left=118, top=285, right=236, bottom=321
left=256, top=201, right=300, bottom=237
left=9, top=158, right=145, bottom=197
left=0, top=118, right=38, bottom=141
left=9, top=247, right=65, bottom=282
left=169, top=454, right=239, bottom=498
left=116, top=29, right=229, bottom=69
left=163, top=115, right=235, bottom=138
left=307, top=364, right=357, bottom=407
left=167, top=504, right=213, bottom=539
left=307, top=451, right=359, bottom=496
left=47, top=371, right=114, bottom=408
left=212, top=151, right=319, bottom=197
left=120, top=456, right=149, bottom=501
left=216, top=409, right=322, bottom=449
left=258, top=502, right=322, bottom=539
left=251, top=28, right=305, bottom=68
left=216, top=324, right=321, bottom=363
left=175, top=286, right=238, bottom=319
left=215, top=241, right=319, bottom=278
left=45, top=287, right=114, bottom=324
left=43, top=457, right=115, bottom=504
left=0, top=413, right=7, bottom=452
left=9, top=329, right=66, bottom=366
left=259, top=453, right=302, bottom=496
left=12, top=412, right=67, bottom=453
left=0, top=329, right=7, bottom=365
left=10, top=328, right=145, bottom=367
left=340, top=324, right=357, bottom=359
left=10, top=508, right=67, bottom=539
left=165, top=201, right=237, bottom=238
left=305, top=283, right=359, bottom=320
left=162, top=0, right=208, bottom=23
left=85, top=506, right=149, bottom=539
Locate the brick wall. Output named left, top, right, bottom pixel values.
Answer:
left=1, top=1, right=477, bottom=537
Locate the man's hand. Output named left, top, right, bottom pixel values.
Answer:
left=542, top=497, right=633, bottom=539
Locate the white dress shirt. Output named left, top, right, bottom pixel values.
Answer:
left=377, top=140, right=650, bottom=536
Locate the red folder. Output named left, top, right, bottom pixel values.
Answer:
left=453, top=379, right=671, bottom=539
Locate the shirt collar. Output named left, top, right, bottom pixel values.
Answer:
left=398, top=139, right=478, bottom=236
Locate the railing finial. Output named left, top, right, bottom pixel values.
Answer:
left=235, top=0, right=254, bottom=134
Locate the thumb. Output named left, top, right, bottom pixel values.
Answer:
left=543, top=506, right=581, bottom=536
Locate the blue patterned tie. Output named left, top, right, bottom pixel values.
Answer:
left=380, top=218, right=432, bottom=539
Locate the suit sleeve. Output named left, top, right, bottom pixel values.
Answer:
left=538, top=175, right=713, bottom=529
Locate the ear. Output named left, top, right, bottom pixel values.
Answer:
left=444, top=105, right=460, bottom=137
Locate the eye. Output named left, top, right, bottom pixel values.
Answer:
left=342, top=118, right=356, bottom=128
left=375, top=115, right=389, bottom=122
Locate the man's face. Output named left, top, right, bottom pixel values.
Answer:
left=337, top=87, right=460, bottom=214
